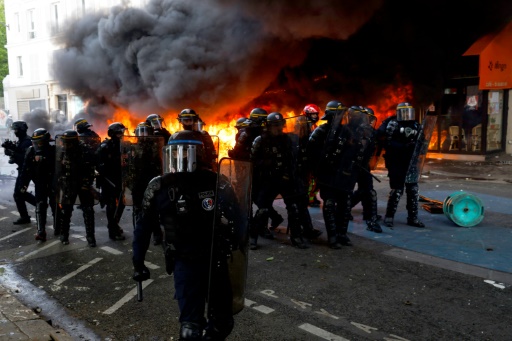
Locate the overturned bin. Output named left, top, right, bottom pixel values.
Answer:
left=443, top=191, right=484, bottom=227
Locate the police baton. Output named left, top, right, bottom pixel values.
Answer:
left=137, top=281, right=143, bottom=302
left=356, top=163, right=381, bottom=183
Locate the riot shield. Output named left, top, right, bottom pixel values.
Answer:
left=77, top=135, right=101, bottom=205
left=121, top=135, right=164, bottom=206
left=405, top=112, right=437, bottom=183
left=54, top=135, right=82, bottom=206
left=209, top=157, right=252, bottom=315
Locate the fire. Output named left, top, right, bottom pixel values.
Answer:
left=366, top=84, right=413, bottom=125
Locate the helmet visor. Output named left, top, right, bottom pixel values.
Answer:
left=150, top=118, right=164, bottom=130
left=32, top=139, right=46, bottom=153
left=397, top=107, right=415, bottom=121
left=163, top=141, right=202, bottom=173
left=135, top=125, right=151, bottom=136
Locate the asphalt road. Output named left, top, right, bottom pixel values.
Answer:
left=0, top=166, right=512, bottom=340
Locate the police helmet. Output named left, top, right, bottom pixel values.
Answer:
left=266, top=112, right=285, bottom=126
left=249, top=108, right=268, bottom=124
left=107, top=122, right=126, bottom=138
left=134, top=122, right=153, bottom=136
left=235, top=117, right=248, bottom=129
left=303, top=104, right=320, bottom=124
left=59, top=129, right=79, bottom=148
left=396, top=102, right=415, bottom=121
left=11, top=120, right=28, bottom=132
left=364, top=107, right=378, bottom=127
left=146, top=113, right=165, bottom=130
left=31, top=128, right=51, bottom=153
left=346, top=106, right=369, bottom=127
left=164, top=130, right=205, bottom=173
left=74, top=118, right=92, bottom=133
left=321, top=100, right=346, bottom=121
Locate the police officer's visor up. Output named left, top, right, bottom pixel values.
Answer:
left=163, top=139, right=203, bottom=173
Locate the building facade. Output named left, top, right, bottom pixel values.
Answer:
left=2, top=0, right=148, bottom=122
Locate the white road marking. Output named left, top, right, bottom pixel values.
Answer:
left=16, top=241, right=61, bottom=262
left=298, top=323, right=349, bottom=341
left=0, top=205, right=6, bottom=209
left=53, top=258, right=103, bottom=286
left=252, top=305, right=275, bottom=314
left=102, top=279, right=154, bottom=315
left=484, top=279, right=506, bottom=289
left=144, top=261, right=160, bottom=270
left=0, top=227, right=32, bottom=241
left=0, top=217, right=6, bottom=221
left=10, top=211, right=20, bottom=216
left=100, top=246, right=123, bottom=255
left=244, top=298, right=257, bottom=307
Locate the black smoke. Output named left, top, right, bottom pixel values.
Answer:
left=51, top=0, right=512, bottom=124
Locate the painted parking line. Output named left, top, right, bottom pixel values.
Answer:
left=54, top=258, right=103, bottom=286
left=100, top=246, right=123, bottom=255
left=16, top=241, right=61, bottom=262
left=299, top=323, right=349, bottom=341
left=102, top=279, right=154, bottom=315
left=0, top=227, right=31, bottom=241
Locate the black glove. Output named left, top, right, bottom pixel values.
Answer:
left=4, top=149, right=14, bottom=156
left=132, top=264, right=150, bottom=282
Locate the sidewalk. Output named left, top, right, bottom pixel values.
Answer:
left=0, top=284, right=73, bottom=340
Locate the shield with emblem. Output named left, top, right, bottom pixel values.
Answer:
left=208, top=157, right=252, bottom=315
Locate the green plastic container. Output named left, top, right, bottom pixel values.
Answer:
left=443, top=191, right=484, bottom=227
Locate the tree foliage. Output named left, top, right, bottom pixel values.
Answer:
left=0, top=0, right=7, bottom=94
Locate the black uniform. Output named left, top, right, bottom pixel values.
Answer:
left=96, top=135, right=126, bottom=240
left=308, top=113, right=371, bottom=249
left=376, top=115, right=425, bottom=227
left=6, top=124, right=36, bottom=224
left=250, top=116, right=307, bottom=249
left=20, top=140, right=56, bottom=240
left=132, top=131, right=239, bottom=341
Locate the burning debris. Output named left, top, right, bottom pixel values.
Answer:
left=47, top=0, right=512, bottom=151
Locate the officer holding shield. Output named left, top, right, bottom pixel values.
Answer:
left=132, top=129, right=246, bottom=341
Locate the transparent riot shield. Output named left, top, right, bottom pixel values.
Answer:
left=406, top=112, right=437, bottom=183
left=54, top=135, right=82, bottom=206
left=209, top=157, right=252, bottom=315
left=121, top=135, right=164, bottom=206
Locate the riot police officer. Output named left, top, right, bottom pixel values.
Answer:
left=251, top=112, right=307, bottom=249
left=308, top=102, right=371, bottom=249
left=96, top=122, right=126, bottom=241
left=128, top=122, right=164, bottom=245
left=177, top=109, right=218, bottom=170
left=74, top=118, right=102, bottom=246
left=19, top=128, right=56, bottom=241
left=132, top=130, right=242, bottom=341
left=3, top=121, right=36, bottom=224
left=146, top=113, right=172, bottom=143
left=54, top=130, right=97, bottom=245
left=376, top=102, right=425, bottom=228
left=350, top=107, right=382, bottom=233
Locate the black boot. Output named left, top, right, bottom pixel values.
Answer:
left=268, top=207, right=284, bottom=231
left=83, top=206, right=97, bottom=247
left=336, top=192, right=353, bottom=246
left=179, top=322, right=203, bottom=341
left=362, top=189, right=382, bottom=233
left=406, top=183, right=425, bottom=228
left=300, top=205, right=322, bottom=239
left=13, top=216, right=31, bottom=225
left=323, top=199, right=341, bottom=249
left=254, top=208, right=274, bottom=240
left=288, top=204, right=308, bottom=249
left=384, top=189, right=403, bottom=227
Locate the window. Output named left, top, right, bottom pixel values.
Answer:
left=51, top=3, right=60, bottom=35
left=27, top=9, right=36, bottom=39
left=14, top=13, right=20, bottom=32
left=17, top=56, right=23, bottom=77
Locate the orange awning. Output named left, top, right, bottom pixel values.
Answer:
left=463, top=21, right=512, bottom=90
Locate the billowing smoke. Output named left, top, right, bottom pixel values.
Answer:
left=52, top=0, right=512, bottom=124
left=52, top=0, right=382, bottom=124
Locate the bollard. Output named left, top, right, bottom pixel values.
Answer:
left=443, top=191, right=484, bottom=227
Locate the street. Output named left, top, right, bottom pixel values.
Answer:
left=1, top=161, right=512, bottom=340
